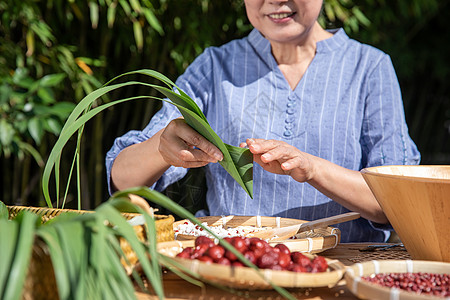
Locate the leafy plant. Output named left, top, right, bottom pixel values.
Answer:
left=42, top=69, right=254, bottom=209
left=1, top=185, right=299, bottom=300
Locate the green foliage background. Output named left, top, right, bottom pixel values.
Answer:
left=1, top=0, right=449, bottom=209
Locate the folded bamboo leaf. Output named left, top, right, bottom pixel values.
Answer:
left=107, top=69, right=253, bottom=198
left=43, top=69, right=253, bottom=207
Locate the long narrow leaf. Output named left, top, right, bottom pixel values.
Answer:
left=3, top=212, right=37, bottom=300
left=43, top=73, right=253, bottom=207
left=0, top=220, right=18, bottom=297
left=111, top=188, right=295, bottom=299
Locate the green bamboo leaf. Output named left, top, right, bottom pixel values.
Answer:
left=89, top=1, right=99, bottom=29
left=107, top=69, right=253, bottom=197
left=3, top=212, right=37, bottom=300
left=133, top=20, right=143, bottom=50
left=27, top=117, right=43, bottom=145
left=142, top=7, right=164, bottom=35
left=352, top=7, right=371, bottom=26
left=107, top=1, right=117, bottom=27
left=15, top=140, right=44, bottom=167
left=43, top=69, right=253, bottom=207
left=129, top=0, right=141, bottom=13
left=173, top=104, right=253, bottom=197
left=96, top=202, right=164, bottom=298
left=39, top=73, right=66, bottom=87
left=111, top=188, right=295, bottom=299
left=37, top=87, right=55, bottom=104
left=37, top=227, right=71, bottom=299
left=0, top=201, right=7, bottom=220
left=0, top=119, right=15, bottom=146
left=118, top=0, right=131, bottom=16
left=0, top=220, right=18, bottom=297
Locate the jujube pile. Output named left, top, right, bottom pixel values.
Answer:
left=176, top=236, right=328, bottom=273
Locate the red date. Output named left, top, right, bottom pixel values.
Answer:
left=176, top=236, right=329, bottom=273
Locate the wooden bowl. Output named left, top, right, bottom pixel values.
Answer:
left=361, top=165, right=450, bottom=262
left=173, top=215, right=341, bottom=253
left=157, top=240, right=345, bottom=290
left=345, top=259, right=450, bottom=299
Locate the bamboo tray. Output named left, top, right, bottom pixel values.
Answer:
left=173, top=215, right=341, bottom=253
left=157, top=240, right=346, bottom=290
left=345, top=259, right=450, bottom=299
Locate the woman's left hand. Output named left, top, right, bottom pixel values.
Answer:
left=243, top=138, right=315, bottom=183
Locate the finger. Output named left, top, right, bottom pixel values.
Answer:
left=246, top=138, right=279, bottom=154
left=239, top=142, right=248, bottom=148
left=180, top=127, right=223, bottom=162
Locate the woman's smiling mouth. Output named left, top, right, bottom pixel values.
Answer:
left=267, top=12, right=296, bottom=22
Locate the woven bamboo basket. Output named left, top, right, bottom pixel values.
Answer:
left=7, top=205, right=175, bottom=300
left=157, top=240, right=345, bottom=290
left=173, top=215, right=341, bottom=253
left=345, top=259, right=450, bottom=299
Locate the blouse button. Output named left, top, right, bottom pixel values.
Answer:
left=285, top=123, right=293, bottom=130
left=285, top=116, right=295, bottom=123
left=283, top=130, right=293, bottom=137
left=286, top=108, right=295, bottom=115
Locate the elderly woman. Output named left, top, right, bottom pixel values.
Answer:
left=106, top=0, right=420, bottom=242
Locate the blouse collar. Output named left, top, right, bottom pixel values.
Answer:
left=248, top=27, right=349, bottom=55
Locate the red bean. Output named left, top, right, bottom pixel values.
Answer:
left=362, top=272, right=450, bottom=297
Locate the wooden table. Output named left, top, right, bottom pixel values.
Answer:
left=136, top=243, right=410, bottom=299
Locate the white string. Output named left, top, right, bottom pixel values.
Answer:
left=352, top=275, right=360, bottom=295
left=373, top=260, right=380, bottom=274
left=356, top=263, right=363, bottom=277
left=390, top=288, right=400, bottom=300
left=256, top=215, right=261, bottom=228
left=406, top=260, right=413, bottom=273
left=276, top=217, right=281, bottom=228
left=331, top=228, right=339, bottom=248
left=221, top=215, right=227, bottom=227
left=307, top=237, right=313, bottom=252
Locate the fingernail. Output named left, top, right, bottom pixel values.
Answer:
left=215, top=153, right=223, bottom=161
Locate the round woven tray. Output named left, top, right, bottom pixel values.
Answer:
left=345, top=259, right=450, bottom=300
left=158, top=240, right=345, bottom=290
left=173, top=215, right=341, bottom=253
left=7, top=205, right=175, bottom=300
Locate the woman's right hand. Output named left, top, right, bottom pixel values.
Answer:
left=158, top=118, right=223, bottom=168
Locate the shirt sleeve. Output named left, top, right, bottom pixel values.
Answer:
left=360, top=54, right=421, bottom=168
left=105, top=49, right=214, bottom=195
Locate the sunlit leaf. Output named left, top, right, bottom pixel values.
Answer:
left=28, top=117, right=43, bottom=145
left=107, top=1, right=117, bottom=27
left=89, top=1, right=99, bottom=29
left=142, top=7, right=164, bottom=35
left=133, top=21, right=144, bottom=50
left=0, top=119, right=15, bottom=146
left=39, top=73, right=66, bottom=87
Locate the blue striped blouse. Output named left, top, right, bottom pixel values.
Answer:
left=106, top=28, right=420, bottom=242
